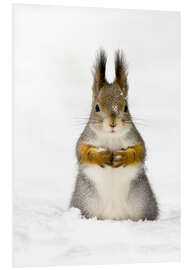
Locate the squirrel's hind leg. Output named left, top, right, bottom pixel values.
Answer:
left=128, top=173, right=159, bottom=221
left=70, top=172, right=98, bottom=219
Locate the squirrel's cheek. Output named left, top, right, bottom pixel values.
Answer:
left=97, top=122, right=104, bottom=130
left=100, top=120, right=108, bottom=130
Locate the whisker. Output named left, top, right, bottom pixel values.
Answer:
left=73, top=116, right=102, bottom=122
left=131, top=116, right=151, bottom=124
left=72, top=119, right=103, bottom=126
left=123, top=119, right=149, bottom=127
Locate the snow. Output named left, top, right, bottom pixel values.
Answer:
left=112, top=104, right=118, bottom=112
left=14, top=206, right=180, bottom=267
left=13, top=5, right=180, bottom=267
left=97, top=147, right=106, bottom=152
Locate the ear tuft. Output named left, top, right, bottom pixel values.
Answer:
left=115, top=50, right=128, bottom=91
left=92, top=49, right=107, bottom=95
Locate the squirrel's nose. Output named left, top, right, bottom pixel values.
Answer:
left=110, top=123, right=116, bottom=128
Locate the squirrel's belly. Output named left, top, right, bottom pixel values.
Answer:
left=83, top=163, right=143, bottom=220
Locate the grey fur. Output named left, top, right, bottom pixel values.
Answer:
left=70, top=50, right=159, bottom=221
left=127, top=172, right=158, bottom=221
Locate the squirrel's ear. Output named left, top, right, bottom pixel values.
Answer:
left=115, top=50, right=128, bottom=92
left=92, top=49, right=107, bottom=95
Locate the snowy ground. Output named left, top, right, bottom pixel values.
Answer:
left=14, top=204, right=180, bottom=267
left=13, top=144, right=180, bottom=267
left=13, top=5, right=180, bottom=267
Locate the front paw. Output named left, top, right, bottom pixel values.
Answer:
left=99, top=150, right=113, bottom=167
left=112, top=152, right=128, bottom=168
left=112, top=150, right=135, bottom=168
left=88, top=149, right=113, bottom=167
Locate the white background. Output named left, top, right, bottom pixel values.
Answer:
left=14, top=4, right=180, bottom=213
left=0, top=0, right=191, bottom=267
left=12, top=4, right=180, bottom=267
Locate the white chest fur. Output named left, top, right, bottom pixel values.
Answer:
left=81, top=128, right=143, bottom=219
left=83, top=163, right=143, bottom=220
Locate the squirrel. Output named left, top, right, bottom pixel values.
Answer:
left=70, top=49, right=159, bottom=221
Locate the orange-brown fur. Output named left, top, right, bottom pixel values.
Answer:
left=79, top=143, right=144, bottom=168
left=70, top=49, right=159, bottom=221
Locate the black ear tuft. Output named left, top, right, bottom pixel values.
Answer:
left=92, top=49, right=107, bottom=95
left=115, top=50, right=128, bottom=91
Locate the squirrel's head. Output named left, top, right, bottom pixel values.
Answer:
left=90, top=49, right=132, bottom=135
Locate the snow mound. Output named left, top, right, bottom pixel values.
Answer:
left=13, top=201, right=180, bottom=267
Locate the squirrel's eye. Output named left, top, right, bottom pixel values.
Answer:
left=124, top=105, right=128, bottom=112
left=95, top=104, right=100, bottom=112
